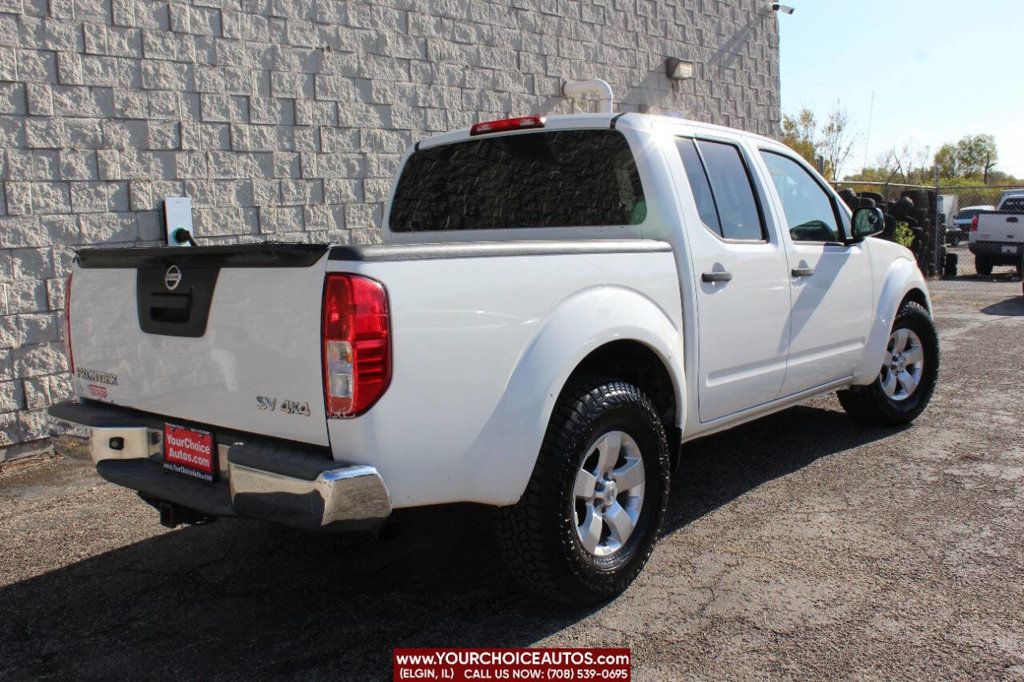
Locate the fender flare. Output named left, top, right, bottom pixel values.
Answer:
left=464, top=285, right=685, bottom=505
left=853, top=257, right=931, bottom=385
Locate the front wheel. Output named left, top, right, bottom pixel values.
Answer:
left=837, top=301, right=939, bottom=426
left=495, top=377, right=670, bottom=606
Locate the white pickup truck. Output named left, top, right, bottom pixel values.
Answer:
left=970, top=193, right=1024, bottom=277
left=48, top=112, right=939, bottom=605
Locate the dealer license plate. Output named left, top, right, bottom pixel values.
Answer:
left=1002, top=245, right=1018, bottom=254
left=163, top=423, right=216, bottom=482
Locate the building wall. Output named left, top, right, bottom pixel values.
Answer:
left=0, top=0, right=780, bottom=458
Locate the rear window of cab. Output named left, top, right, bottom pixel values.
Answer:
left=389, top=130, right=647, bottom=232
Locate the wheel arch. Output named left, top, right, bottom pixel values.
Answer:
left=465, top=285, right=685, bottom=506
left=853, top=258, right=932, bottom=385
left=559, top=339, right=681, bottom=464
left=900, top=287, right=930, bottom=315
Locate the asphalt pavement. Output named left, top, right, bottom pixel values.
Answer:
left=1, top=255, right=1021, bottom=680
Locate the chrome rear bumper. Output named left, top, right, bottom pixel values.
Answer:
left=48, top=414, right=163, bottom=463
left=968, top=240, right=1023, bottom=261
left=47, top=401, right=391, bottom=531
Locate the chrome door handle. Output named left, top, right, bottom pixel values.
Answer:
left=701, top=271, right=732, bottom=283
left=791, top=267, right=814, bottom=278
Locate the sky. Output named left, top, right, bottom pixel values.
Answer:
left=778, top=0, right=1024, bottom=179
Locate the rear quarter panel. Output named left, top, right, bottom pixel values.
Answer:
left=326, top=249, right=683, bottom=508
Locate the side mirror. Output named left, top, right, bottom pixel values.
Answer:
left=851, top=206, right=885, bottom=241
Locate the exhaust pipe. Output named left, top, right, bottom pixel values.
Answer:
left=562, top=79, right=614, bottom=114
left=141, top=495, right=216, bottom=528
left=158, top=501, right=216, bottom=528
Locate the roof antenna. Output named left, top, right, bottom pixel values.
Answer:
left=562, top=79, right=614, bottom=114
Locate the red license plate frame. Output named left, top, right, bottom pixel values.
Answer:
left=163, top=423, right=216, bottom=482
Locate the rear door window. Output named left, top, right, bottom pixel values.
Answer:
left=677, top=138, right=766, bottom=241
left=677, top=140, right=721, bottom=234
left=389, top=130, right=646, bottom=232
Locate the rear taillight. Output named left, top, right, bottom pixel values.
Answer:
left=970, top=215, right=979, bottom=232
left=469, top=115, right=546, bottom=136
left=63, top=273, right=74, bottom=374
left=321, top=274, right=391, bottom=418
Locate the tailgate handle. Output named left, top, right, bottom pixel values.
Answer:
left=149, top=293, right=193, bottom=324
left=150, top=293, right=191, bottom=310
left=137, top=266, right=218, bottom=338
left=1007, top=217, right=1019, bottom=223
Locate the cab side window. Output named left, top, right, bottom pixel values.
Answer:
left=761, top=151, right=842, bottom=243
left=677, top=138, right=766, bottom=241
left=677, top=140, right=721, bottom=234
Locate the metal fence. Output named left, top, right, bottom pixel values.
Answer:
left=831, top=181, right=1024, bottom=279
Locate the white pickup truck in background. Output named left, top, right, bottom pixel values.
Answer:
left=970, top=193, right=1024, bottom=277
left=48, top=112, right=939, bottom=605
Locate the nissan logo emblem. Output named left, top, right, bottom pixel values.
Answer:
left=164, top=265, right=182, bottom=291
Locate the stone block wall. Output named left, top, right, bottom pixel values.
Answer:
left=0, top=0, right=779, bottom=458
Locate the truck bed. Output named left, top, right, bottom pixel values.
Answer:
left=66, top=239, right=683, bottom=508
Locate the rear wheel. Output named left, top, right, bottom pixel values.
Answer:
left=495, top=377, right=670, bottom=606
left=976, top=256, right=993, bottom=276
left=837, top=301, right=939, bottom=426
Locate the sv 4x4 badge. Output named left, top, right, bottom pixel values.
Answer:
left=256, top=395, right=312, bottom=417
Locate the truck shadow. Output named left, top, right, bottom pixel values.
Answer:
left=664, top=403, right=900, bottom=535
left=955, top=271, right=1021, bottom=283
left=0, top=404, right=897, bottom=679
left=980, top=296, right=1024, bottom=316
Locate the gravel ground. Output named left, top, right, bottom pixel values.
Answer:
left=1, top=257, right=1022, bottom=680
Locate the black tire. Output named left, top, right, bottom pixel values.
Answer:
left=943, top=252, right=958, bottom=279
left=837, top=301, right=939, bottom=427
left=838, top=188, right=859, bottom=211
left=976, top=256, right=993, bottom=276
left=880, top=214, right=896, bottom=241
left=495, top=377, right=670, bottom=606
left=890, top=197, right=914, bottom=219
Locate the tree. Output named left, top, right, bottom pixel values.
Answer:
left=818, top=107, right=857, bottom=182
left=780, top=108, right=817, bottom=167
left=956, top=134, right=997, bottom=178
left=932, top=134, right=998, bottom=181
left=846, top=141, right=932, bottom=185
left=848, top=133, right=1017, bottom=185
left=933, top=143, right=959, bottom=179
left=780, top=105, right=858, bottom=181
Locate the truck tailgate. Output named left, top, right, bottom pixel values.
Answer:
left=974, top=213, right=1024, bottom=243
left=69, top=245, right=332, bottom=447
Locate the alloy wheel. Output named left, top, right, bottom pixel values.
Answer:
left=880, top=328, right=925, bottom=402
left=572, top=431, right=646, bottom=557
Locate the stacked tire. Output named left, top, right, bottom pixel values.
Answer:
left=834, top=186, right=948, bottom=278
